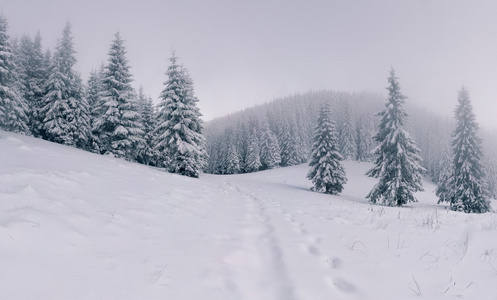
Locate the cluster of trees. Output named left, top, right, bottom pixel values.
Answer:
left=0, top=15, right=206, bottom=177
left=204, top=91, right=380, bottom=174
left=307, top=69, right=493, bottom=213
left=205, top=69, right=496, bottom=213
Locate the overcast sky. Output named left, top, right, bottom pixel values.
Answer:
left=3, top=0, right=497, bottom=130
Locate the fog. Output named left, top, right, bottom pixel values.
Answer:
left=4, top=0, right=497, bottom=129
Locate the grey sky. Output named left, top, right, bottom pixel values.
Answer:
left=3, top=0, right=497, bottom=129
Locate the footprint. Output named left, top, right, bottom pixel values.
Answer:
left=327, top=277, right=356, bottom=293
left=307, top=236, right=321, bottom=244
left=322, top=257, right=341, bottom=269
left=301, top=244, right=319, bottom=255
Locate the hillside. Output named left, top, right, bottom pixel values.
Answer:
left=1, top=130, right=496, bottom=299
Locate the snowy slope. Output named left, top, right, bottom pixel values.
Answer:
left=1, top=130, right=496, bottom=300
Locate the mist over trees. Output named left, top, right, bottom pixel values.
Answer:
left=0, top=13, right=496, bottom=202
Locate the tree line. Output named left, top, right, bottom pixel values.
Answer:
left=0, top=15, right=206, bottom=177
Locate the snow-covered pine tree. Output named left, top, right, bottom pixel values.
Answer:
left=86, top=67, right=105, bottom=153
left=136, top=87, right=157, bottom=166
left=449, top=87, right=490, bottom=213
left=354, top=114, right=376, bottom=162
left=338, top=101, right=356, bottom=160
left=259, top=121, right=281, bottom=170
left=279, top=120, right=302, bottom=167
left=366, top=68, right=425, bottom=206
left=485, top=158, right=497, bottom=200
left=307, top=103, right=347, bottom=194
left=15, top=32, right=47, bottom=137
left=0, top=14, right=30, bottom=134
left=93, top=32, right=144, bottom=160
left=40, top=23, right=90, bottom=147
left=244, top=124, right=262, bottom=173
left=224, top=143, right=241, bottom=174
left=436, top=147, right=454, bottom=204
left=152, top=52, right=207, bottom=178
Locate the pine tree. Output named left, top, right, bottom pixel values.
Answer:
left=280, top=121, right=302, bottom=167
left=0, top=14, right=30, bottom=134
left=86, top=67, right=105, bottom=152
left=244, top=125, right=262, bottom=172
left=448, top=87, right=490, bottom=213
left=366, top=69, right=425, bottom=206
left=436, top=147, right=454, bottom=204
left=15, top=32, right=47, bottom=137
left=224, top=143, right=241, bottom=174
left=485, top=158, right=497, bottom=200
left=152, top=52, right=207, bottom=178
left=40, top=23, right=90, bottom=147
left=338, top=101, right=356, bottom=159
left=307, top=103, right=347, bottom=194
left=136, top=87, right=157, bottom=165
left=93, top=32, right=144, bottom=160
left=259, top=122, right=281, bottom=170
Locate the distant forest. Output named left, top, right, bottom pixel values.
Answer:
left=203, top=90, right=497, bottom=198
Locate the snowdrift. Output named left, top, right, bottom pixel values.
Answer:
left=0, top=130, right=496, bottom=299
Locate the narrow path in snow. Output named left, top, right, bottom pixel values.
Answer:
left=221, top=172, right=362, bottom=299
left=220, top=178, right=297, bottom=300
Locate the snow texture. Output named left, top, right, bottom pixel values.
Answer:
left=0, top=130, right=496, bottom=299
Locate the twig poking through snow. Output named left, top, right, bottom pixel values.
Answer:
left=409, top=274, right=422, bottom=295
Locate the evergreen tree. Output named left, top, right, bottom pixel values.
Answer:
left=307, top=103, right=347, bottom=194
left=20, top=32, right=47, bottom=137
left=136, top=88, right=157, bottom=165
left=0, top=14, right=30, bottom=134
left=40, top=23, right=90, bottom=147
left=366, top=69, right=425, bottom=206
left=448, top=87, right=490, bottom=213
left=259, top=122, right=281, bottom=170
left=338, top=101, right=356, bottom=159
left=436, top=147, right=454, bottom=204
left=224, top=143, right=241, bottom=174
left=244, top=125, right=262, bottom=172
left=152, top=52, right=207, bottom=178
left=279, top=121, right=302, bottom=167
left=86, top=67, right=105, bottom=152
left=93, top=32, right=144, bottom=160
left=13, top=33, right=47, bottom=137
left=485, top=158, right=497, bottom=200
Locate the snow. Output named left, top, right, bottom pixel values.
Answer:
left=1, top=130, right=496, bottom=299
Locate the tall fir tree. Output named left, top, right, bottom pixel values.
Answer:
left=15, top=33, right=47, bottom=137
left=259, top=121, right=281, bottom=170
left=93, top=32, right=144, bottom=160
left=224, top=142, right=241, bottom=174
left=307, top=103, right=347, bottom=194
left=86, top=67, right=105, bottom=152
left=436, top=147, right=454, bottom=204
left=366, top=69, right=425, bottom=206
left=244, top=125, right=262, bottom=172
left=338, top=101, right=356, bottom=160
left=445, top=87, right=490, bottom=213
left=40, top=23, right=90, bottom=147
left=0, top=14, right=30, bottom=134
left=136, top=87, right=157, bottom=165
left=485, top=158, right=497, bottom=200
left=279, top=120, right=302, bottom=167
left=152, top=53, right=207, bottom=178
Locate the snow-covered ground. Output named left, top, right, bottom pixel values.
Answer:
left=1, top=130, right=496, bottom=300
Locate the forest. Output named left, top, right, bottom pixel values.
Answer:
left=0, top=13, right=496, bottom=207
